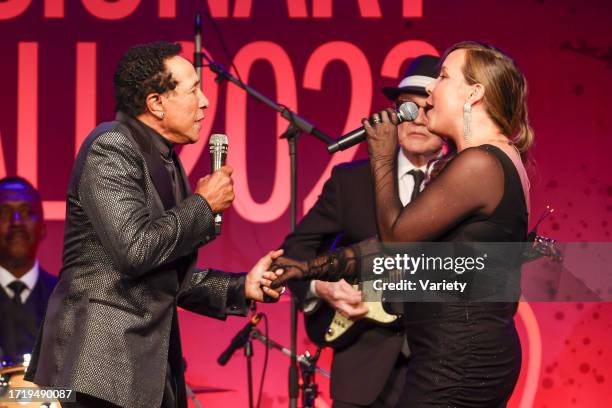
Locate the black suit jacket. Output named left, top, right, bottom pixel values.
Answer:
left=0, top=268, right=57, bottom=359
left=25, top=113, right=249, bottom=408
left=282, top=160, right=405, bottom=405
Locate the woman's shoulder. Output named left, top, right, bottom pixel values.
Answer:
left=447, top=144, right=504, bottom=174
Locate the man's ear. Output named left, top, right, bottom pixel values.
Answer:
left=144, top=92, right=164, bottom=120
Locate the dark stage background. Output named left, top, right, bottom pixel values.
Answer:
left=1, top=0, right=611, bottom=406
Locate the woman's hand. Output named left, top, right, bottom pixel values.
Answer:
left=269, top=256, right=309, bottom=288
left=362, top=108, right=400, bottom=162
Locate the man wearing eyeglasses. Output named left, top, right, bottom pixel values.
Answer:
left=0, top=176, right=57, bottom=360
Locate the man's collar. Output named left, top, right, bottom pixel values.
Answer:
left=0, top=261, right=39, bottom=290
left=397, top=149, right=427, bottom=176
left=116, top=111, right=174, bottom=159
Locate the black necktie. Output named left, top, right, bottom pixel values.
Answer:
left=409, top=169, right=426, bottom=202
left=163, top=150, right=183, bottom=204
left=8, top=280, right=27, bottom=306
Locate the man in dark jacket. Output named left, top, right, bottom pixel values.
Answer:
left=0, top=177, right=57, bottom=360
left=282, top=55, right=442, bottom=407
left=25, top=41, right=284, bottom=408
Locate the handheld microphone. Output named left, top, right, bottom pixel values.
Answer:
left=217, top=313, right=262, bottom=366
left=194, top=13, right=202, bottom=82
left=209, top=134, right=228, bottom=236
left=327, top=102, right=420, bottom=153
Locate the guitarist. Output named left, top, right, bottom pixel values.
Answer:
left=282, top=55, right=443, bottom=408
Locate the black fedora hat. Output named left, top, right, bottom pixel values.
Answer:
left=382, top=55, right=440, bottom=100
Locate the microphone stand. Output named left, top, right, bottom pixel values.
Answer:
left=299, top=349, right=321, bottom=408
left=245, top=337, right=255, bottom=408
left=198, top=45, right=333, bottom=408
left=218, top=314, right=257, bottom=408
left=251, top=328, right=330, bottom=379
left=282, top=122, right=301, bottom=408
left=251, top=328, right=328, bottom=408
left=200, top=53, right=334, bottom=147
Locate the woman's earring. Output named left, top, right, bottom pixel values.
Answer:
left=463, top=103, right=472, bottom=142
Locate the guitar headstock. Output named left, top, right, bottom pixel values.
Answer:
left=523, top=234, right=563, bottom=263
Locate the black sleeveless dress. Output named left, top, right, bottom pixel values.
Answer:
left=395, top=144, right=527, bottom=407
left=274, top=143, right=529, bottom=407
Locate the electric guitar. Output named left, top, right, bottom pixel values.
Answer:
left=305, top=234, right=562, bottom=350
left=304, top=283, right=400, bottom=350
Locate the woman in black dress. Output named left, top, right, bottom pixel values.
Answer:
left=272, top=41, right=533, bottom=407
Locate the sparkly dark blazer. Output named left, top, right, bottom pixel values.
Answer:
left=25, top=113, right=249, bottom=408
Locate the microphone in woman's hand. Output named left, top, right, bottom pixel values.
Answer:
left=327, top=102, right=419, bottom=153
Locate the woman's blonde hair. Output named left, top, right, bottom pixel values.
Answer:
left=444, top=41, right=534, bottom=162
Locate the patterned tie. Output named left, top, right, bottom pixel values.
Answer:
left=409, top=169, right=426, bottom=202
left=8, top=280, right=27, bottom=306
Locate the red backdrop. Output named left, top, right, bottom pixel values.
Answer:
left=1, top=1, right=611, bottom=406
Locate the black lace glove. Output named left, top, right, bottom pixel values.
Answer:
left=270, top=247, right=359, bottom=288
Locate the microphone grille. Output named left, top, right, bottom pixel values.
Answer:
left=398, top=102, right=419, bottom=122
left=209, top=133, right=228, bottom=146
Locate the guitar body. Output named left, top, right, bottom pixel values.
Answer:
left=304, top=285, right=400, bottom=350
left=304, top=233, right=561, bottom=350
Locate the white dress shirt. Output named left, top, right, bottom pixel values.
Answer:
left=0, top=261, right=40, bottom=304
left=306, top=150, right=429, bottom=304
left=397, top=149, right=428, bottom=206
